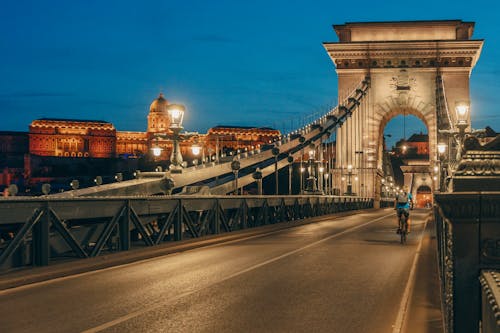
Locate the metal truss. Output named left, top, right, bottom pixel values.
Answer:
left=0, top=195, right=373, bottom=270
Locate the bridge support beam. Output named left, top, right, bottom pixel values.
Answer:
left=32, top=204, right=50, bottom=266
left=118, top=201, right=131, bottom=251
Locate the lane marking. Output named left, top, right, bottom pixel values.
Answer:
left=392, top=214, right=430, bottom=333
left=81, top=212, right=395, bottom=333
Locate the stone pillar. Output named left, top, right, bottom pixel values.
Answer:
left=434, top=139, right=500, bottom=333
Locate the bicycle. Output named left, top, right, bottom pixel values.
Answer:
left=399, top=212, right=408, bottom=245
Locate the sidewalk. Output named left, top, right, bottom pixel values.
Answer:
left=404, top=217, right=444, bottom=333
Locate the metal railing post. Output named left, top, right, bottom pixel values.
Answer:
left=119, top=200, right=131, bottom=251
left=33, top=202, right=50, bottom=266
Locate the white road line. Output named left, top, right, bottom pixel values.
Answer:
left=81, top=212, right=395, bottom=333
left=392, top=215, right=430, bottom=333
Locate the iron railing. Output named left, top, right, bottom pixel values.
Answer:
left=0, top=195, right=374, bottom=270
left=479, top=270, right=500, bottom=333
left=435, top=192, right=500, bottom=333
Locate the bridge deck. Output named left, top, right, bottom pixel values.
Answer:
left=0, top=208, right=442, bottom=333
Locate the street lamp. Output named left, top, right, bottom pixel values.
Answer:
left=252, top=167, right=263, bottom=195
left=231, top=157, right=241, bottom=195
left=437, top=142, right=447, bottom=155
left=305, top=144, right=317, bottom=193
left=324, top=172, right=329, bottom=195
left=455, top=101, right=469, bottom=160
left=319, top=166, right=325, bottom=194
left=272, top=147, right=280, bottom=195
left=191, top=143, right=201, bottom=156
left=456, top=102, right=469, bottom=127
left=346, top=164, right=353, bottom=195
left=287, top=154, right=294, bottom=195
left=300, top=166, right=305, bottom=194
left=191, top=142, right=206, bottom=166
left=355, top=150, right=363, bottom=196
left=150, top=135, right=163, bottom=160
left=168, top=104, right=185, bottom=173
left=437, top=142, right=448, bottom=191
left=151, top=146, right=162, bottom=157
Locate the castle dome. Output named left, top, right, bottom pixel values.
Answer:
left=149, top=93, right=169, bottom=113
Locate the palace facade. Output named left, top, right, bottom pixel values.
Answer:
left=0, top=93, right=281, bottom=189
left=26, top=93, right=281, bottom=160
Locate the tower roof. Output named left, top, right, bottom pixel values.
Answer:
left=149, top=93, right=169, bottom=113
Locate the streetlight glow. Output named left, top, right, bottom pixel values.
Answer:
left=191, top=144, right=201, bottom=156
left=167, top=104, right=185, bottom=127
left=437, top=143, right=447, bottom=154
left=167, top=103, right=186, bottom=173
left=455, top=102, right=469, bottom=125
left=152, top=146, right=162, bottom=157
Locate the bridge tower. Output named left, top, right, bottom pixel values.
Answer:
left=323, top=20, right=483, bottom=206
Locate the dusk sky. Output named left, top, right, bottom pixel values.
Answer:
left=1, top=0, right=498, bottom=148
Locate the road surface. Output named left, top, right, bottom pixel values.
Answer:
left=0, top=208, right=430, bottom=333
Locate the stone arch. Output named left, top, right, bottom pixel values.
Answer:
left=374, top=94, right=437, bottom=171
left=413, top=183, right=434, bottom=208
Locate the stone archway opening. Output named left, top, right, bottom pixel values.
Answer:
left=415, top=185, right=433, bottom=208
left=380, top=111, right=430, bottom=193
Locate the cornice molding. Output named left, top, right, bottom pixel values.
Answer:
left=324, top=40, right=483, bottom=68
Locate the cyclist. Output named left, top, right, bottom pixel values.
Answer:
left=395, top=186, right=413, bottom=234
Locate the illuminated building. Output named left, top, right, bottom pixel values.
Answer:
left=0, top=93, right=281, bottom=190
left=29, top=118, right=116, bottom=158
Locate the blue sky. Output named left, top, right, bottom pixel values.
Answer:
left=1, top=0, right=498, bottom=148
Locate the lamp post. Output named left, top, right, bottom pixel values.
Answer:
left=455, top=101, right=469, bottom=161
left=191, top=141, right=205, bottom=167
left=287, top=154, right=294, bottom=195
left=299, top=136, right=306, bottom=194
left=151, top=146, right=162, bottom=158
left=324, top=171, right=329, bottom=195
left=272, top=147, right=280, bottom=195
left=252, top=167, right=263, bottom=195
left=150, top=135, right=163, bottom=165
left=346, top=164, right=353, bottom=195
left=168, top=104, right=185, bottom=173
left=305, top=144, right=317, bottom=193
left=437, top=142, right=447, bottom=191
left=319, top=166, right=325, bottom=193
left=231, top=157, right=240, bottom=195
left=355, top=150, right=363, bottom=195
left=300, top=165, right=305, bottom=194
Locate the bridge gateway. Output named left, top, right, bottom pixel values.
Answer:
left=323, top=20, right=483, bottom=205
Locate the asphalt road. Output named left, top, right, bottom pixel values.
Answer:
left=0, top=208, right=430, bottom=333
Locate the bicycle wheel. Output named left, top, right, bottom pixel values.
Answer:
left=400, top=216, right=407, bottom=245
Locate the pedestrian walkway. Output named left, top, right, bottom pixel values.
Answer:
left=404, top=217, right=444, bottom=333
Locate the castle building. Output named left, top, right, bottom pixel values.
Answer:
left=29, top=118, right=116, bottom=158
left=0, top=93, right=281, bottom=190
